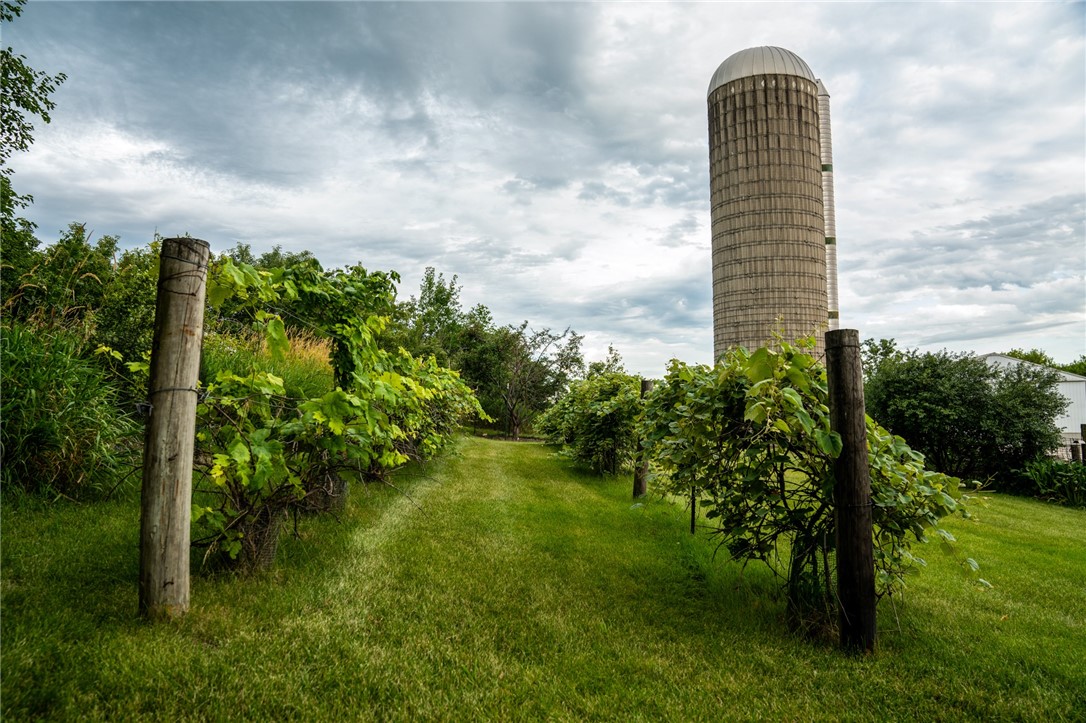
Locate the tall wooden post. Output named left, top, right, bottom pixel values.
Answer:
left=690, top=487, right=697, bottom=535
left=633, top=379, right=654, bottom=498
left=139, top=237, right=210, bottom=620
left=826, top=329, right=876, bottom=653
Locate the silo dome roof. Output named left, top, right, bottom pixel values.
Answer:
left=708, top=46, right=816, bottom=96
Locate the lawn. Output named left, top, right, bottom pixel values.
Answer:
left=2, top=436, right=1084, bottom=720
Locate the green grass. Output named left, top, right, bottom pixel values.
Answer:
left=3, top=437, right=1084, bottom=720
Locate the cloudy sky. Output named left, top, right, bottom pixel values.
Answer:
left=7, top=1, right=1084, bottom=375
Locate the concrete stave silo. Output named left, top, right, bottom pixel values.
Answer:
left=707, top=46, right=830, bottom=359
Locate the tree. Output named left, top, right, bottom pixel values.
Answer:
left=93, top=240, right=160, bottom=392
left=1060, top=355, right=1086, bottom=377
left=386, top=267, right=464, bottom=366
left=3, top=222, right=117, bottom=325
left=860, top=337, right=906, bottom=379
left=1005, top=348, right=1057, bottom=368
left=490, top=323, right=583, bottom=438
left=586, top=344, right=625, bottom=378
left=1, top=0, right=67, bottom=231
left=865, top=345, right=1066, bottom=487
left=1000, top=347, right=1086, bottom=378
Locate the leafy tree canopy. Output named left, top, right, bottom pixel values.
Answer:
left=1, top=0, right=67, bottom=228
left=864, top=341, right=1066, bottom=487
left=1004, top=347, right=1086, bottom=378
left=1004, top=347, right=1057, bottom=368
left=1060, top=355, right=1086, bottom=378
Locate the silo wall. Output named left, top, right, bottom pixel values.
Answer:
left=708, top=72, right=827, bottom=359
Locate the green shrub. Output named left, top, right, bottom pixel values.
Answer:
left=641, top=343, right=978, bottom=631
left=191, top=259, right=487, bottom=571
left=864, top=343, right=1065, bottom=486
left=2, top=223, right=117, bottom=326
left=1019, top=458, right=1086, bottom=507
left=537, top=371, right=642, bottom=475
left=92, top=241, right=158, bottom=397
left=0, top=322, right=137, bottom=497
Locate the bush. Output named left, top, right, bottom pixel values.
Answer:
left=191, top=259, right=487, bottom=571
left=1018, top=458, right=1086, bottom=507
left=92, top=241, right=159, bottom=391
left=537, top=371, right=642, bottom=475
left=864, top=344, right=1065, bottom=486
left=0, top=322, right=137, bottom=497
left=641, top=343, right=976, bottom=631
left=2, top=223, right=116, bottom=326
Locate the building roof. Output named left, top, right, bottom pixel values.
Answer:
left=981, top=353, right=1086, bottom=383
left=708, top=46, right=816, bottom=96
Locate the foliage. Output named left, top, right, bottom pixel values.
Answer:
left=537, top=369, right=642, bottom=475
left=91, top=240, right=159, bottom=395
left=488, top=322, right=584, bottom=438
left=1, top=0, right=66, bottom=231
left=194, top=258, right=485, bottom=568
left=640, top=342, right=975, bottom=628
left=860, top=337, right=906, bottom=379
left=385, top=267, right=464, bottom=367
left=1059, top=355, right=1086, bottom=377
left=193, top=369, right=301, bottom=567
left=2, top=223, right=117, bottom=326
left=864, top=342, right=1066, bottom=485
left=1018, top=458, right=1086, bottom=508
left=1004, top=347, right=1057, bottom=368
left=0, top=322, right=136, bottom=496
left=1002, top=347, right=1086, bottom=377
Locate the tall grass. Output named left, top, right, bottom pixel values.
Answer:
left=2, top=437, right=1083, bottom=720
left=201, top=328, right=334, bottom=400
left=0, top=322, right=137, bottom=497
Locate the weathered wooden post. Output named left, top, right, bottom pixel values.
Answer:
left=690, top=487, right=697, bottom=535
left=633, top=378, right=654, bottom=498
left=139, top=237, right=210, bottom=620
left=826, top=328, right=876, bottom=653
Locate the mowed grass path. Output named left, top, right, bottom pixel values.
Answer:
left=3, top=437, right=1084, bottom=720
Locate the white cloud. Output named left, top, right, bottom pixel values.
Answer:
left=6, top=1, right=1084, bottom=375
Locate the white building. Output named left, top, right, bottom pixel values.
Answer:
left=982, top=354, right=1086, bottom=448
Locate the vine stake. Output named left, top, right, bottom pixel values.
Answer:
left=827, top=328, right=877, bottom=653
left=138, top=237, right=209, bottom=620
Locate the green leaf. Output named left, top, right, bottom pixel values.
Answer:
left=207, top=275, right=233, bottom=307
left=813, top=429, right=842, bottom=458
left=265, top=316, right=289, bottom=361
left=744, top=402, right=767, bottom=424
left=227, top=436, right=250, bottom=466
left=780, top=387, right=803, bottom=410
left=745, top=347, right=775, bottom=384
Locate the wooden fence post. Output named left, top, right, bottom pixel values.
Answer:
left=139, top=237, right=210, bottom=620
left=633, top=378, right=654, bottom=498
left=826, top=328, right=876, bottom=653
left=690, top=486, right=697, bottom=535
